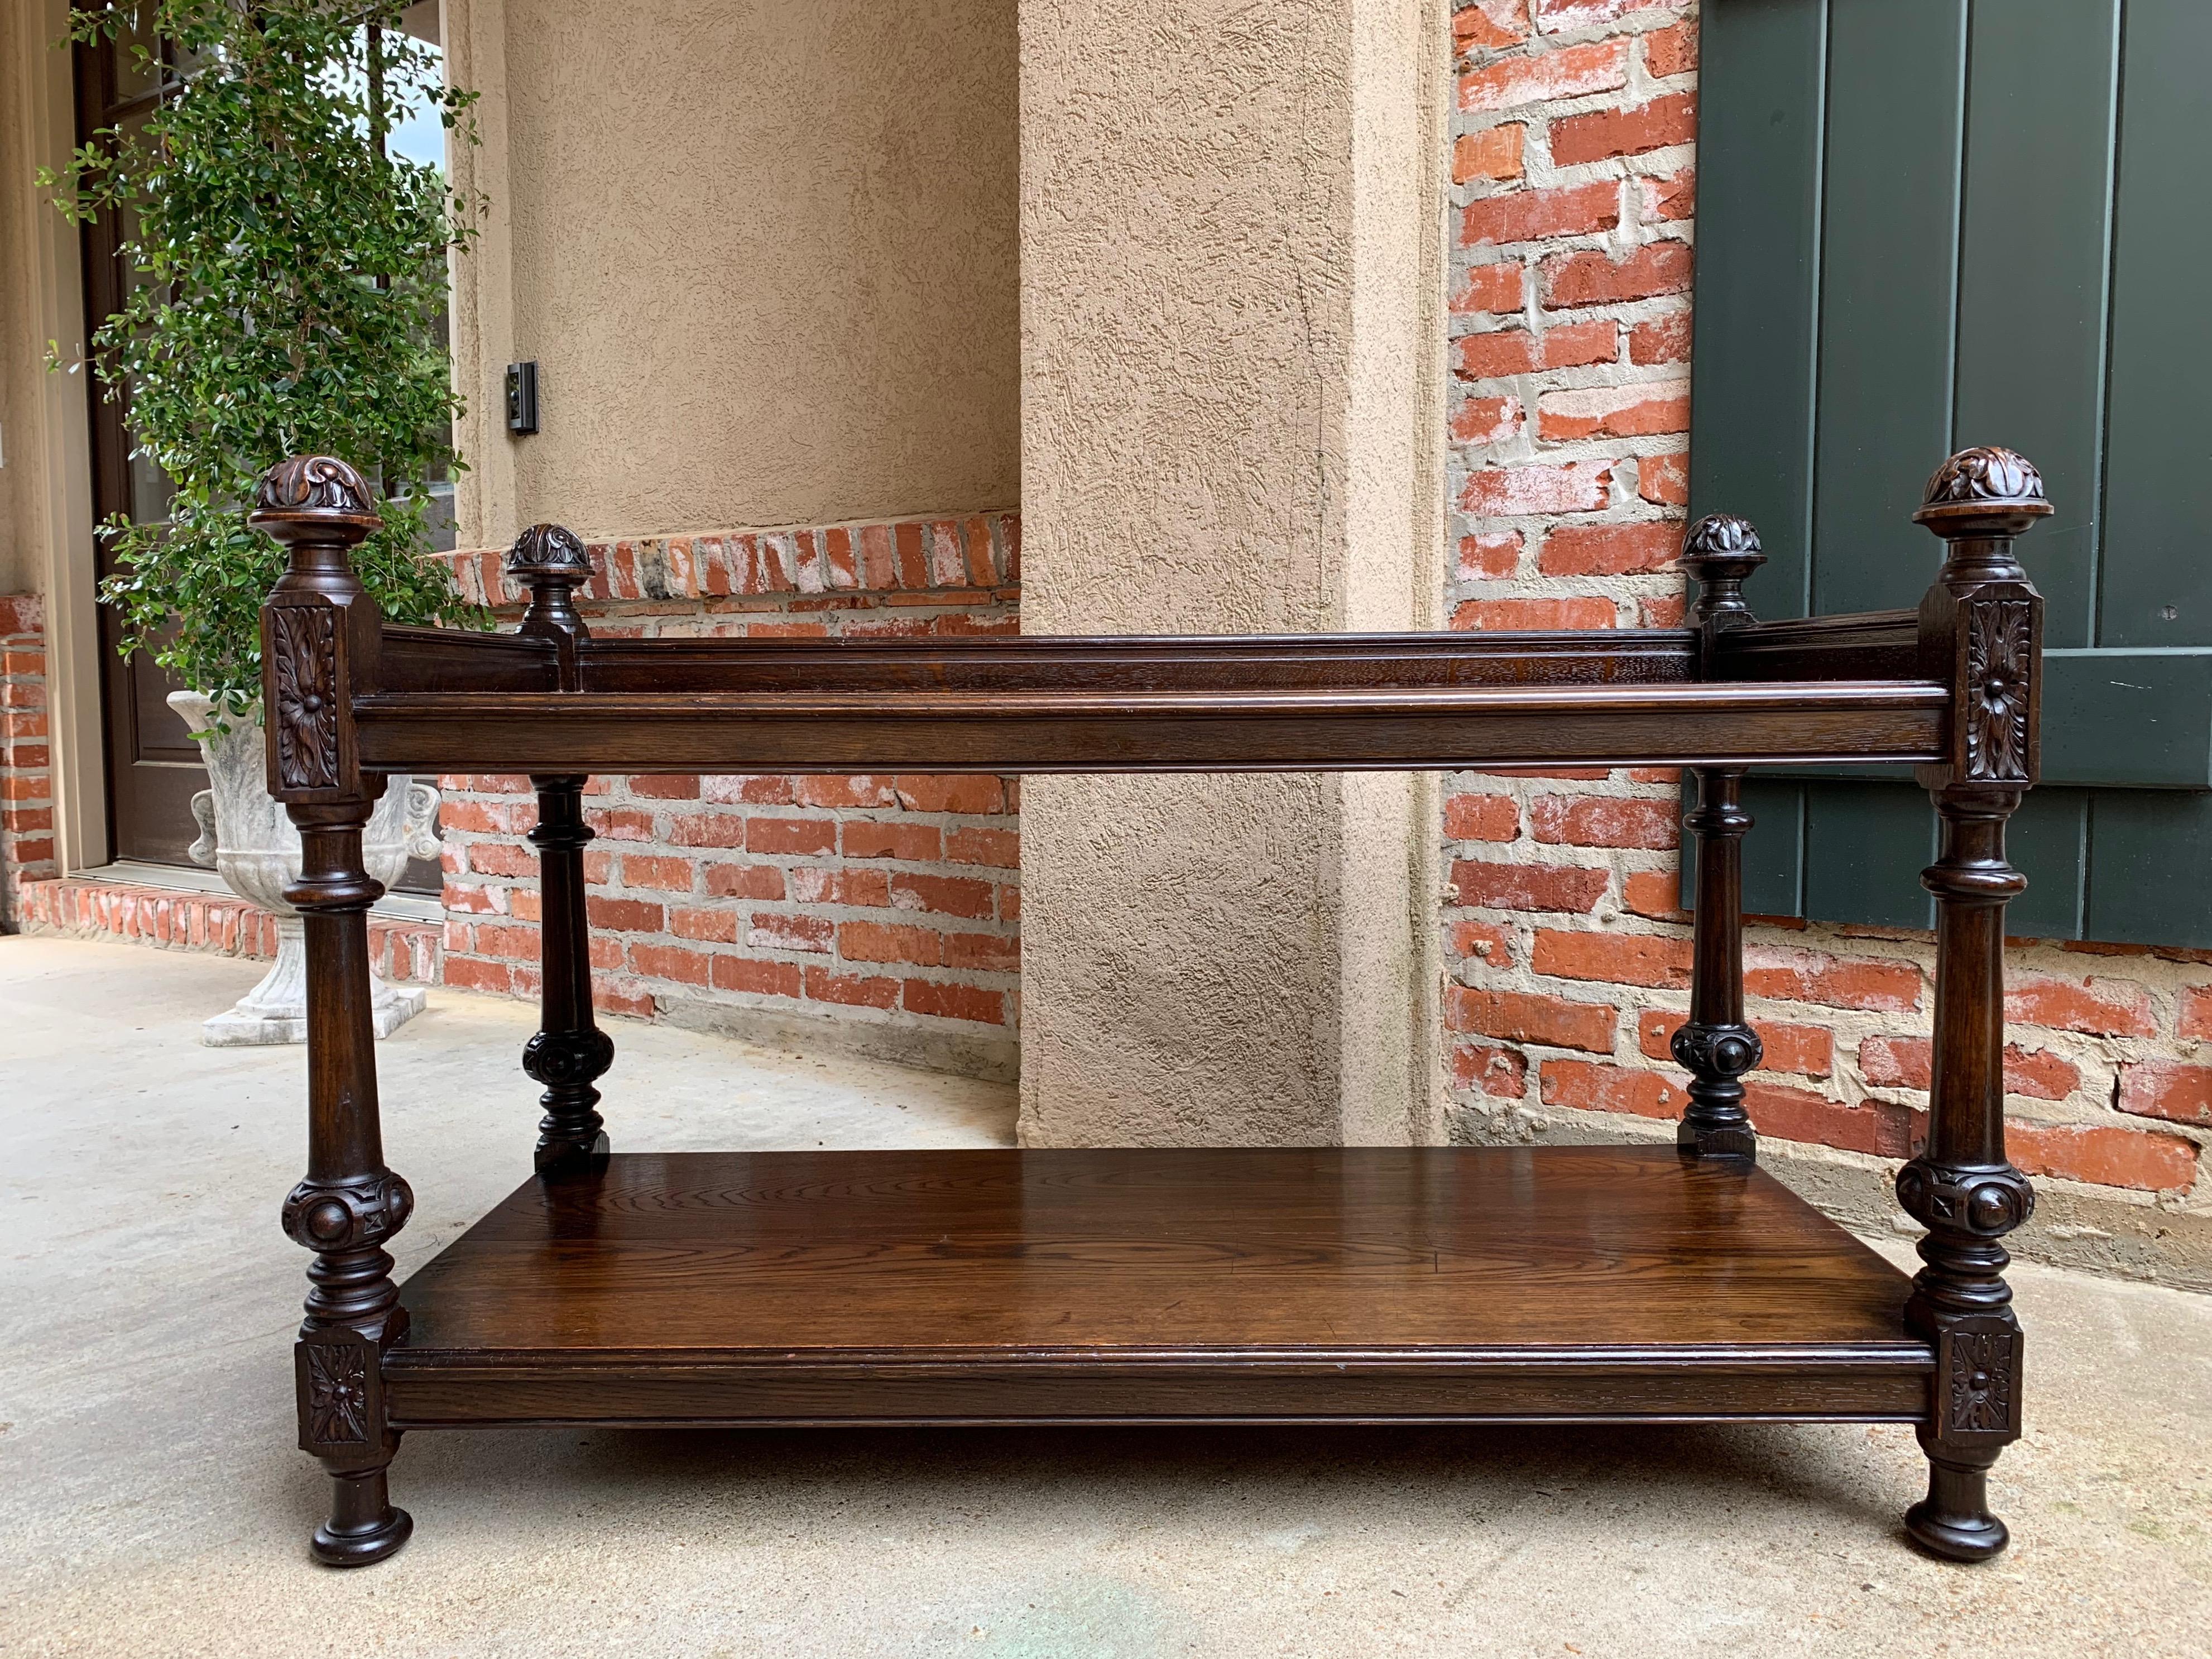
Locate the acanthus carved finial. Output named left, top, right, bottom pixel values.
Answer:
left=254, top=455, right=377, bottom=519
left=506, top=522, right=592, bottom=579
left=1681, top=514, right=1764, bottom=563
left=1918, top=446, right=2047, bottom=514
left=1913, top=445, right=2054, bottom=541
left=507, top=523, right=593, bottom=654
left=250, top=456, right=381, bottom=554
left=1679, top=514, right=1765, bottom=630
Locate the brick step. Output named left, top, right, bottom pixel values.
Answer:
left=17, top=874, right=441, bottom=986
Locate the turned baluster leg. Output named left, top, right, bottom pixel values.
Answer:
left=1901, top=786, right=2032, bottom=1559
left=285, top=798, right=414, bottom=1564
left=1673, top=514, right=1768, bottom=1160
left=1896, top=446, right=2050, bottom=1562
left=527, top=774, right=613, bottom=1173
left=253, top=456, right=414, bottom=1566
left=503, top=522, right=613, bottom=1175
left=1675, top=768, right=1759, bottom=1159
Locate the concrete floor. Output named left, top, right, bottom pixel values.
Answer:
left=1, top=935, right=2206, bottom=1657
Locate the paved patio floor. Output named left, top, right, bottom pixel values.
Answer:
left=1, top=934, right=2206, bottom=1657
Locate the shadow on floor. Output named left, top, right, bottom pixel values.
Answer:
left=388, top=1416, right=1913, bottom=1540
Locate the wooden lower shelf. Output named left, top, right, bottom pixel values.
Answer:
left=384, top=1145, right=1934, bottom=1428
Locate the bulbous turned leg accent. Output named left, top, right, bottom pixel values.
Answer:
left=1673, top=1022, right=1761, bottom=1159
left=313, top=1466, right=414, bottom=1567
left=526, top=1026, right=616, bottom=1174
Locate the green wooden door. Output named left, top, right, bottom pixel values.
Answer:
left=1689, top=0, right=2212, bottom=944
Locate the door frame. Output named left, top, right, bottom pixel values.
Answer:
left=7, top=0, right=108, bottom=876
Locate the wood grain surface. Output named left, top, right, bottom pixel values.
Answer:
left=383, top=1148, right=1930, bottom=1427
left=352, top=682, right=1949, bottom=775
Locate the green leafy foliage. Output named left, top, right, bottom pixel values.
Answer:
left=45, top=2, right=488, bottom=711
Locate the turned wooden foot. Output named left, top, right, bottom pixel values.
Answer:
left=313, top=1463, right=413, bottom=1567
left=1906, top=1450, right=2008, bottom=1562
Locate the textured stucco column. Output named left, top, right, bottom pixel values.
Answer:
left=1018, top=0, right=1449, bottom=1145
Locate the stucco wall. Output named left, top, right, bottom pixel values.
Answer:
left=1018, top=0, right=1448, bottom=1147
left=449, top=0, right=1018, bottom=545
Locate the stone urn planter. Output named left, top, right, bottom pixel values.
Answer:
left=169, top=690, right=441, bottom=1046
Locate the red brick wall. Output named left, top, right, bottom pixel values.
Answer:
left=1443, top=2, right=2207, bottom=1206
left=429, top=514, right=1022, bottom=1076
left=20, top=876, right=441, bottom=984
left=1, top=594, right=57, bottom=928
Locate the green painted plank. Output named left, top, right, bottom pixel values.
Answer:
left=1804, top=783, right=1933, bottom=929
left=2042, top=650, right=2212, bottom=788
left=1742, top=777, right=1806, bottom=919
left=2095, top=0, right=2212, bottom=648
left=1688, top=0, right=1829, bottom=618
left=1681, top=776, right=1805, bottom=918
left=2003, top=790, right=2088, bottom=941
left=1950, top=0, right=2120, bottom=649
left=1809, top=0, right=1966, bottom=617
left=2086, top=793, right=2212, bottom=948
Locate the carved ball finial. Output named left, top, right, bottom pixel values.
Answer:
left=1678, top=514, right=1765, bottom=629
left=1913, top=445, right=2054, bottom=538
left=248, top=455, right=381, bottom=545
left=1681, top=514, right=1764, bottom=564
left=506, top=522, right=592, bottom=580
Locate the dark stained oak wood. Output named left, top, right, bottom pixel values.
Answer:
left=252, top=441, right=2051, bottom=1566
left=1673, top=515, right=1769, bottom=1159
left=350, top=681, right=1950, bottom=776
left=385, top=1147, right=1928, bottom=1426
left=253, top=458, right=416, bottom=1567
left=574, top=628, right=1700, bottom=693
left=508, top=527, right=616, bottom=1177
left=1893, top=446, right=2049, bottom=1562
left=1709, top=610, right=1922, bottom=682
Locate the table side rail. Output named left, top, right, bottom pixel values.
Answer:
left=383, top=1348, right=1934, bottom=1428
left=350, top=680, right=1951, bottom=775
left=567, top=627, right=1699, bottom=693
left=1709, top=610, right=1923, bottom=683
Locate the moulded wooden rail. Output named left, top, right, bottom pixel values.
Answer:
left=348, top=678, right=1952, bottom=775
left=248, top=445, right=2053, bottom=1571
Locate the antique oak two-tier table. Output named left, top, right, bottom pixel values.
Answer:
left=252, top=444, right=2050, bottom=1567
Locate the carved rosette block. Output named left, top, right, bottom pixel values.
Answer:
left=1913, top=445, right=2048, bottom=793
left=303, top=1335, right=373, bottom=1446
left=268, top=605, right=343, bottom=792
left=1940, top=1321, right=2023, bottom=1440
left=1964, top=600, right=2033, bottom=784
left=251, top=457, right=384, bottom=806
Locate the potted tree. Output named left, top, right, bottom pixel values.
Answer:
left=49, top=2, right=484, bottom=1043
